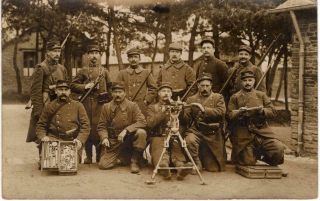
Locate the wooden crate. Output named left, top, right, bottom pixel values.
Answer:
left=236, top=164, right=282, bottom=179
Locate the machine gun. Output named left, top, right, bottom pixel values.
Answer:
left=145, top=98, right=206, bottom=185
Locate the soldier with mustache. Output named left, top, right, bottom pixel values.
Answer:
left=97, top=82, right=147, bottom=174
left=116, top=47, right=157, bottom=116
left=227, top=70, right=284, bottom=166
left=183, top=73, right=226, bottom=173
left=36, top=80, right=90, bottom=163
left=26, top=39, right=69, bottom=167
left=157, top=42, right=196, bottom=100
left=193, top=37, right=229, bottom=94
left=228, top=45, right=266, bottom=95
left=71, top=41, right=112, bottom=164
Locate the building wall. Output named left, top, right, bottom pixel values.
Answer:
left=290, top=9, right=317, bottom=155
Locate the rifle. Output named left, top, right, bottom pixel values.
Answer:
left=219, top=33, right=283, bottom=94
left=79, top=72, right=104, bottom=103
left=180, top=78, right=199, bottom=101
left=131, top=70, right=152, bottom=102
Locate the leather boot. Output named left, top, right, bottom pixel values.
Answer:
left=175, top=161, right=193, bottom=180
left=84, top=157, right=92, bottom=164
left=130, top=150, right=141, bottom=174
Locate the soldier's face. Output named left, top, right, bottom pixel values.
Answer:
left=169, top=49, right=182, bottom=62
left=112, top=89, right=126, bottom=103
left=201, top=43, right=215, bottom=57
left=238, top=50, right=251, bottom=64
left=88, top=50, right=101, bottom=65
left=55, top=87, right=70, bottom=100
left=198, top=80, right=212, bottom=97
left=158, top=88, right=172, bottom=102
left=242, top=77, right=255, bottom=90
left=128, top=54, right=140, bottom=67
left=47, top=48, right=61, bottom=63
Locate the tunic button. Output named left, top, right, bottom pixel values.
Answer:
left=57, top=121, right=60, bottom=124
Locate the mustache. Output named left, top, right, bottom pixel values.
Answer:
left=245, top=85, right=251, bottom=87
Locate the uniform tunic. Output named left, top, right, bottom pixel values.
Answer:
left=184, top=92, right=226, bottom=172
left=146, top=103, right=186, bottom=166
left=116, top=65, right=157, bottom=116
left=227, top=89, right=284, bottom=165
left=26, top=59, right=68, bottom=142
left=36, top=98, right=90, bottom=145
left=157, top=59, right=196, bottom=99
left=193, top=55, right=229, bottom=93
left=97, top=99, right=147, bottom=169
left=228, top=61, right=266, bottom=95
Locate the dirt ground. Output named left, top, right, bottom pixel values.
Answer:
left=2, top=104, right=318, bottom=199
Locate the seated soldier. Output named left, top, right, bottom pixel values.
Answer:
left=227, top=70, right=285, bottom=166
left=97, top=82, right=147, bottom=173
left=183, top=73, right=226, bottom=172
left=147, top=82, right=192, bottom=180
left=36, top=80, right=90, bottom=163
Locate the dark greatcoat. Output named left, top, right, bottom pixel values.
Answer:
left=184, top=92, right=226, bottom=171
left=227, top=89, right=276, bottom=162
left=26, top=60, right=68, bottom=142
left=70, top=67, right=112, bottom=141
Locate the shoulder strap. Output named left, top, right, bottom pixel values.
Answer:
left=47, top=101, right=68, bottom=124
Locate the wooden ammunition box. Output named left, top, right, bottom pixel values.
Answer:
left=236, top=164, right=282, bottom=179
left=41, top=141, right=77, bottom=174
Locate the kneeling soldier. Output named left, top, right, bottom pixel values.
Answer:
left=227, top=70, right=285, bottom=166
left=97, top=82, right=147, bottom=173
left=183, top=73, right=226, bottom=172
left=36, top=80, right=90, bottom=162
left=147, top=82, right=192, bottom=180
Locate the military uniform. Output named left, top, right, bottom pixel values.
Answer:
left=36, top=97, right=90, bottom=160
left=227, top=72, right=284, bottom=166
left=71, top=65, right=112, bottom=162
left=97, top=97, right=147, bottom=169
left=193, top=56, right=229, bottom=93
left=228, top=45, right=266, bottom=95
left=26, top=41, right=68, bottom=143
left=116, top=48, right=157, bottom=116
left=184, top=91, right=226, bottom=172
left=157, top=43, right=196, bottom=100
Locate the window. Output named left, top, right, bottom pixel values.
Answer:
left=23, top=51, right=36, bottom=76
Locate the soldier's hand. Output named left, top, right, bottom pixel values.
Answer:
left=257, top=106, right=264, bottom=114
left=41, top=136, right=50, bottom=142
left=118, top=130, right=128, bottom=142
left=73, top=139, right=82, bottom=150
left=102, top=138, right=110, bottom=148
left=85, top=82, right=95, bottom=89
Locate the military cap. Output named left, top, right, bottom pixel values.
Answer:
left=47, top=39, right=61, bottom=51
left=241, top=70, right=255, bottom=80
left=112, top=81, right=126, bottom=91
left=197, top=73, right=213, bottom=82
left=238, top=45, right=252, bottom=54
left=158, top=82, right=173, bottom=91
left=127, top=47, right=142, bottom=56
left=200, top=36, right=215, bottom=47
left=169, top=42, right=183, bottom=51
left=87, top=44, right=100, bottom=52
left=55, top=80, right=70, bottom=89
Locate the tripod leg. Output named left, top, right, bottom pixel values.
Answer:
left=146, top=134, right=171, bottom=184
left=177, top=134, right=206, bottom=185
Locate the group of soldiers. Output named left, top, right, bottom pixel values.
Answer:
left=26, top=36, right=285, bottom=180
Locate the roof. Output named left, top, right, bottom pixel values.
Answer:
left=269, top=0, right=317, bottom=13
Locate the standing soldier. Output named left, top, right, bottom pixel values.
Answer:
left=97, top=82, right=147, bottom=174
left=70, top=41, right=112, bottom=164
left=26, top=39, right=68, bottom=146
left=36, top=80, right=90, bottom=163
left=193, top=37, right=229, bottom=94
left=229, top=45, right=266, bottom=95
left=227, top=70, right=284, bottom=166
left=157, top=42, right=196, bottom=100
left=183, top=73, right=226, bottom=172
left=147, top=82, right=192, bottom=180
left=116, top=47, right=157, bottom=115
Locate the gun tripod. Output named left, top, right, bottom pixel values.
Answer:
left=145, top=130, right=206, bottom=185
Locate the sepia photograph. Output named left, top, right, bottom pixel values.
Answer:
left=1, top=0, right=318, bottom=199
